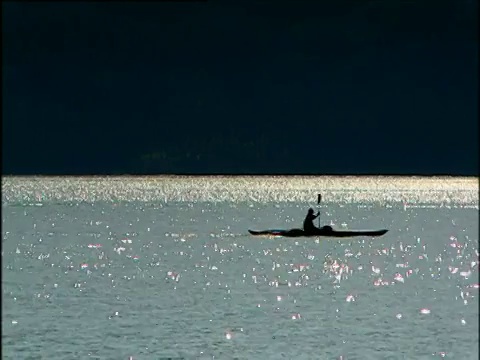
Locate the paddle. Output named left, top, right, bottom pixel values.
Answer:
left=317, top=194, right=322, bottom=227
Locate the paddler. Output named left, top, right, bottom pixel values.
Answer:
left=303, top=208, right=320, bottom=233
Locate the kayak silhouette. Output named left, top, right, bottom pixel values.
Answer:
left=248, top=226, right=388, bottom=238
left=249, top=194, right=388, bottom=238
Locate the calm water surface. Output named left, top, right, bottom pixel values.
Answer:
left=2, top=176, right=479, bottom=359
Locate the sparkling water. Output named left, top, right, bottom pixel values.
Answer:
left=2, top=176, right=478, bottom=359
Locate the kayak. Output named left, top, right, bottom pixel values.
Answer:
left=248, top=226, right=388, bottom=238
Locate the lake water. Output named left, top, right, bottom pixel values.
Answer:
left=2, top=176, right=479, bottom=359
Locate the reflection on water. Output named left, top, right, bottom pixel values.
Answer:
left=1, top=176, right=478, bottom=358
left=2, top=175, right=478, bottom=206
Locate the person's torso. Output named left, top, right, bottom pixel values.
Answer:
left=303, top=214, right=316, bottom=229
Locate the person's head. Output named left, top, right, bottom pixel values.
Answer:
left=308, top=208, right=314, bottom=214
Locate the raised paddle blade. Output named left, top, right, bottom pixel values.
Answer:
left=317, top=194, right=322, bottom=204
